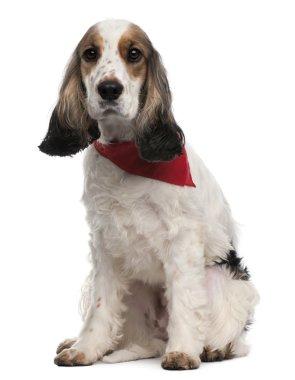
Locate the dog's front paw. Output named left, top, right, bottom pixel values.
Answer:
left=54, top=348, right=97, bottom=367
left=56, top=338, right=77, bottom=354
left=161, top=351, right=201, bottom=370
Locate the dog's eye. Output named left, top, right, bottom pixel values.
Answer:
left=127, top=48, right=142, bottom=63
left=83, top=48, right=98, bottom=62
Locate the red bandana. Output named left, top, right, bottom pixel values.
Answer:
left=94, top=140, right=196, bottom=187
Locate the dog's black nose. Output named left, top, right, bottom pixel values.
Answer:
left=97, top=80, right=123, bottom=101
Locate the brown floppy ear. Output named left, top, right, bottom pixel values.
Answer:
left=136, top=48, right=184, bottom=162
left=39, top=50, right=99, bottom=157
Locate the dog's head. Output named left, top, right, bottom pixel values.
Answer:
left=39, top=20, right=184, bottom=161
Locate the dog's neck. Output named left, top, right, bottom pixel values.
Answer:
left=98, top=116, right=135, bottom=144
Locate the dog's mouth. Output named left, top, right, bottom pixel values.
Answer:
left=98, top=103, right=133, bottom=122
left=101, top=108, right=119, bottom=117
left=98, top=101, right=122, bottom=118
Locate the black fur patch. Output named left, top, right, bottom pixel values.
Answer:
left=137, top=123, right=184, bottom=162
left=216, top=250, right=250, bottom=280
left=38, top=109, right=100, bottom=157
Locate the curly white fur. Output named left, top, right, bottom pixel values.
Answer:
left=48, top=20, right=259, bottom=368
left=75, top=142, right=259, bottom=365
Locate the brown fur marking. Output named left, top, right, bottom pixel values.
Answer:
left=118, top=25, right=149, bottom=80
left=118, top=24, right=177, bottom=138
left=161, top=352, right=200, bottom=370
left=96, top=297, right=101, bottom=308
left=53, top=27, right=101, bottom=138
left=54, top=349, right=93, bottom=366
left=56, top=338, right=76, bottom=354
left=200, top=343, right=234, bottom=362
left=78, top=26, right=104, bottom=76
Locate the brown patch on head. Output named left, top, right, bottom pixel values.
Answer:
left=39, top=24, right=102, bottom=158
left=161, top=351, right=200, bottom=370
left=118, top=24, right=150, bottom=80
left=200, top=343, right=234, bottom=362
left=78, top=25, right=104, bottom=77
left=123, top=24, right=184, bottom=163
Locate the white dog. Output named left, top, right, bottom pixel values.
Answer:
left=39, top=19, right=259, bottom=370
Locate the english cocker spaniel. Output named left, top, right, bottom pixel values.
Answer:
left=39, top=19, right=259, bottom=370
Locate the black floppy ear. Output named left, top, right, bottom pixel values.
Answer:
left=136, top=47, right=184, bottom=162
left=39, top=108, right=100, bottom=157
left=39, top=48, right=100, bottom=157
left=136, top=121, right=184, bottom=162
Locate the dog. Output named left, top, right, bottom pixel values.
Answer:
left=39, top=19, right=259, bottom=370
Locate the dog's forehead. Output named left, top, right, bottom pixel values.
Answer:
left=96, top=20, right=131, bottom=51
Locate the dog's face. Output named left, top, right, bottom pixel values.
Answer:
left=82, top=21, right=146, bottom=122
left=39, top=20, right=184, bottom=161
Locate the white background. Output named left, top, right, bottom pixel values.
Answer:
left=0, top=0, right=294, bottom=379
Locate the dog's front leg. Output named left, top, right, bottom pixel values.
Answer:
left=161, top=239, right=207, bottom=370
left=54, top=252, right=128, bottom=366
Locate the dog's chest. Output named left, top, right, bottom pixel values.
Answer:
left=99, top=202, right=165, bottom=284
left=83, top=151, right=170, bottom=284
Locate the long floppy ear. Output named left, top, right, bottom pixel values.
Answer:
left=39, top=50, right=100, bottom=156
left=136, top=48, right=184, bottom=162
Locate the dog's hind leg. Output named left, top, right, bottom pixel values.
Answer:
left=204, top=265, right=259, bottom=360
